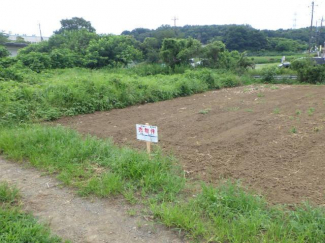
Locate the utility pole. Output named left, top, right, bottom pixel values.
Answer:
left=38, top=23, right=44, bottom=41
left=309, top=1, right=315, bottom=52
left=171, top=16, right=178, bottom=27
left=293, top=12, right=297, bottom=29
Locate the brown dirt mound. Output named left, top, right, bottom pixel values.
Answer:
left=56, top=84, right=325, bottom=206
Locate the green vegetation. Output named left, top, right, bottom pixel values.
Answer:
left=290, top=127, right=297, bottom=134
left=1, top=17, right=325, bottom=242
left=273, top=108, right=280, bottom=114
left=0, top=125, right=185, bottom=201
left=0, top=182, right=64, bottom=242
left=0, top=127, right=324, bottom=242
left=199, top=108, right=211, bottom=114
left=308, top=107, right=315, bottom=116
left=0, top=68, right=245, bottom=125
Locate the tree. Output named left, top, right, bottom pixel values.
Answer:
left=0, top=32, right=9, bottom=45
left=0, top=46, right=10, bottom=58
left=49, top=29, right=98, bottom=55
left=160, top=38, right=201, bottom=68
left=84, top=35, right=142, bottom=68
left=54, top=17, right=96, bottom=34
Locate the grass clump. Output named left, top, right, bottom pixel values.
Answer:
left=0, top=125, right=185, bottom=201
left=0, top=182, right=64, bottom=242
left=152, top=182, right=325, bottom=242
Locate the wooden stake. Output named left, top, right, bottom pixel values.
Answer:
left=145, top=123, right=151, bottom=155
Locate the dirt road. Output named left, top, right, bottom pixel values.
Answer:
left=57, top=85, right=325, bottom=205
left=0, top=158, right=183, bottom=243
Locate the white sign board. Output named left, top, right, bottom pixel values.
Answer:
left=136, top=124, right=158, bottom=143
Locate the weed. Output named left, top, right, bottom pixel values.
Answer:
left=245, top=108, right=253, bottom=112
left=290, top=127, right=297, bottom=133
left=226, top=107, right=240, bottom=111
left=296, top=110, right=302, bottom=115
left=127, top=208, right=137, bottom=217
left=199, top=108, right=211, bottom=114
left=0, top=182, right=19, bottom=204
left=273, top=108, right=280, bottom=114
left=308, top=107, right=315, bottom=116
left=257, top=92, right=265, bottom=97
left=270, top=85, right=279, bottom=90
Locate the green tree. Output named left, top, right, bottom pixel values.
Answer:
left=49, top=29, right=98, bottom=55
left=0, top=46, right=10, bottom=58
left=54, top=17, right=96, bottom=34
left=160, top=38, right=201, bottom=68
left=0, top=32, right=9, bottom=44
left=223, top=25, right=268, bottom=51
left=84, top=35, right=142, bottom=68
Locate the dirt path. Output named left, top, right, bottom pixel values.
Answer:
left=56, top=84, right=325, bottom=206
left=0, top=158, right=183, bottom=243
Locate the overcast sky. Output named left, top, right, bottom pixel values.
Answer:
left=1, top=0, right=324, bottom=37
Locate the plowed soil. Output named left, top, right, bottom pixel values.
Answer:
left=56, top=85, right=325, bottom=205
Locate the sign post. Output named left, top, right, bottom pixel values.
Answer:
left=136, top=123, right=158, bottom=155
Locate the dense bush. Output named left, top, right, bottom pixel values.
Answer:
left=18, top=52, right=51, bottom=72
left=291, top=58, right=325, bottom=84
left=0, top=46, right=10, bottom=58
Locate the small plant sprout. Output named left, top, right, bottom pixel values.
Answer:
left=199, top=108, right=211, bottom=114
left=270, top=86, right=279, bottom=90
left=295, top=110, right=301, bottom=116
left=313, top=127, right=321, bottom=132
left=257, top=93, right=264, bottom=97
left=127, top=208, right=137, bottom=216
left=227, top=107, right=240, bottom=111
left=290, top=127, right=297, bottom=134
left=245, top=108, right=253, bottom=112
left=273, top=108, right=280, bottom=114
left=308, top=107, right=315, bottom=116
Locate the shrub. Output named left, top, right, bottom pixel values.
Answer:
left=18, top=52, right=51, bottom=72
left=291, top=58, right=325, bottom=84
left=0, top=46, right=10, bottom=58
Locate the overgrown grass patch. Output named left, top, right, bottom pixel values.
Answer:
left=0, top=68, right=246, bottom=125
left=152, top=182, right=325, bottom=242
left=0, top=182, right=65, bottom=242
left=0, top=125, right=185, bottom=201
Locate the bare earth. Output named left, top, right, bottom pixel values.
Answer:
left=0, top=158, right=183, bottom=243
left=56, top=85, right=325, bottom=206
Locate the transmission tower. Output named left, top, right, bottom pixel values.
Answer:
left=293, top=12, right=297, bottom=29
left=171, top=16, right=178, bottom=27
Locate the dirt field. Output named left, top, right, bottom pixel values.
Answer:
left=56, top=84, right=325, bottom=206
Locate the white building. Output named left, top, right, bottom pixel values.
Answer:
left=8, top=34, right=49, bottom=44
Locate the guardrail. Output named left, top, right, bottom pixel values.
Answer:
left=253, top=75, right=297, bottom=80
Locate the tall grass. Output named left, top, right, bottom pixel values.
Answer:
left=0, top=125, right=185, bottom=201
left=0, top=68, right=245, bottom=125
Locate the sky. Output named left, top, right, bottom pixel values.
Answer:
left=1, top=0, right=324, bottom=37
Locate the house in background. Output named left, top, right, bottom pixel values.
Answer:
left=3, top=33, right=49, bottom=56
left=4, top=42, right=28, bottom=57
left=8, top=34, right=49, bottom=44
